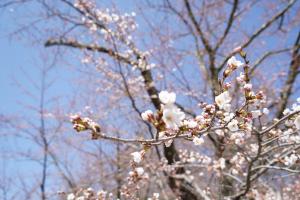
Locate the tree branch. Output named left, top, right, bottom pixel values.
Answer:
left=214, top=0, right=239, bottom=51
left=276, top=30, right=300, bottom=118
left=219, top=0, right=296, bottom=70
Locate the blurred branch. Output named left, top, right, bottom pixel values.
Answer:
left=0, top=0, right=31, bottom=8
left=219, top=0, right=296, bottom=70
left=214, top=0, right=239, bottom=51
left=276, top=30, right=300, bottom=118
left=45, top=39, right=134, bottom=65
left=250, top=47, right=292, bottom=75
left=184, top=0, right=213, bottom=54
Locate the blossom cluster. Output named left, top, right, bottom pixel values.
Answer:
left=70, top=114, right=101, bottom=139
left=74, top=0, right=137, bottom=43
left=69, top=45, right=300, bottom=198
left=74, top=0, right=156, bottom=73
left=65, top=188, right=113, bottom=200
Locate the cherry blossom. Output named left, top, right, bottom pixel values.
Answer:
left=162, top=104, right=185, bottom=129
left=262, top=108, right=269, bottom=115
left=158, top=91, right=176, bottom=105
left=283, top=154, right=299, bottom=166
left=183, top=119, right=198, bottom=129
left=67, top=193, right=75, bottom=200
left=244, top=83, right=252, bottom=90
left=236, top=72, right=246, bottom=84
left=283, top=108, right=291, bottom=115
left=214, top=158, right=226, bottom=170
left=294, top=115, right=300, bottom=130
left=131, top=151, right=142, bottom=163
left=227, top=56, right=244, bottom=68
left=227, top=119, right=239, bottom=132
left=215, top=91, right=232, bottom=110
left=141, top=110, right=153, bottom=121
left=135, top=167, right=144, bottom=176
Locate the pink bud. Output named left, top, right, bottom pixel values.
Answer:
left=233, top=46, right=242, bottom=53
left=244, top=83, right=252, bottom=91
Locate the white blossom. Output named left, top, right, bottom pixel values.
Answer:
left=236, top=72, right=246, bottom=84
left=244, top=83, right=252, bottom=90
left=230, top=132, right=245, bottom=144
left=141, top=110, right=153, bottom=121
left=231, top=168, right=239, bottom=175
left=159, top=91, right=176, bottom=104
left=219, top=158, right=226, bottom=169
left=294, top=115, right=300, bottom=130
left=162, top=104, right=185, bottom=129
left=224, top=112, right=234, bottom=122
left=193, top=137, right=204, bottom=145
left=263, top=108, right=269, bottom=115
left=215, top=91, right=232, bottom=110
left=284, top=154, right=299, bottom=166
left=285, top=120, right=294, bottom=127
left=213, top=157, right=227, bottom=170
left=67, top=193, right=75, bottom=200
left=135, top=167, right=144, bottom=176
left=292, top=103, right=300, bottom=112
left=196, top=115, right=205, bottom=123
left=228, top=119, right=239, bottom=132
left=183, top=119, right=198, bottom=129
left=227, top=56, right=244, bottom=68
left=129, top=171, right=135, bottom=176
left=131, top=151, right=142, bottom=163
left=249, top=144, right=259, bottom=154
left=283, top=108, right=291, bottom=115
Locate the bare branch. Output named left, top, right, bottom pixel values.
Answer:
left=183, top=0, right=213, bottom=54
left=219, top=0, right=296, bottom=70
left=276, top=30, right=300, bottom=118
left=214, top=0, right=239, bottom=51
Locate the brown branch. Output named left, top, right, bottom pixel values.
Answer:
left=165, top=0, right=209, bottom=80
left=60, top=0, right=106, bottom=30
left=276, top=30, right=300, bottom=118
left=251, top=165, right=300, bottom=174
left=214, top=0, right=239, bottom=51
left=231, top=145, right=300, bottom=199
left=184, top=0, right=222, bottom=96
left=260, top=110, right=300, bottom=135
left=218, top=0, right=296, bottom=71
left=184, top=0, right=213, bottom=54
left=242, top=0, right=295, bottom=48
left=0, top=0, right=31, bottom=8
left=45, top=39, right=134, bottom=65
left=250, top=48, right=293, bottom=75
left=236, top=128, right=262, bottom=198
